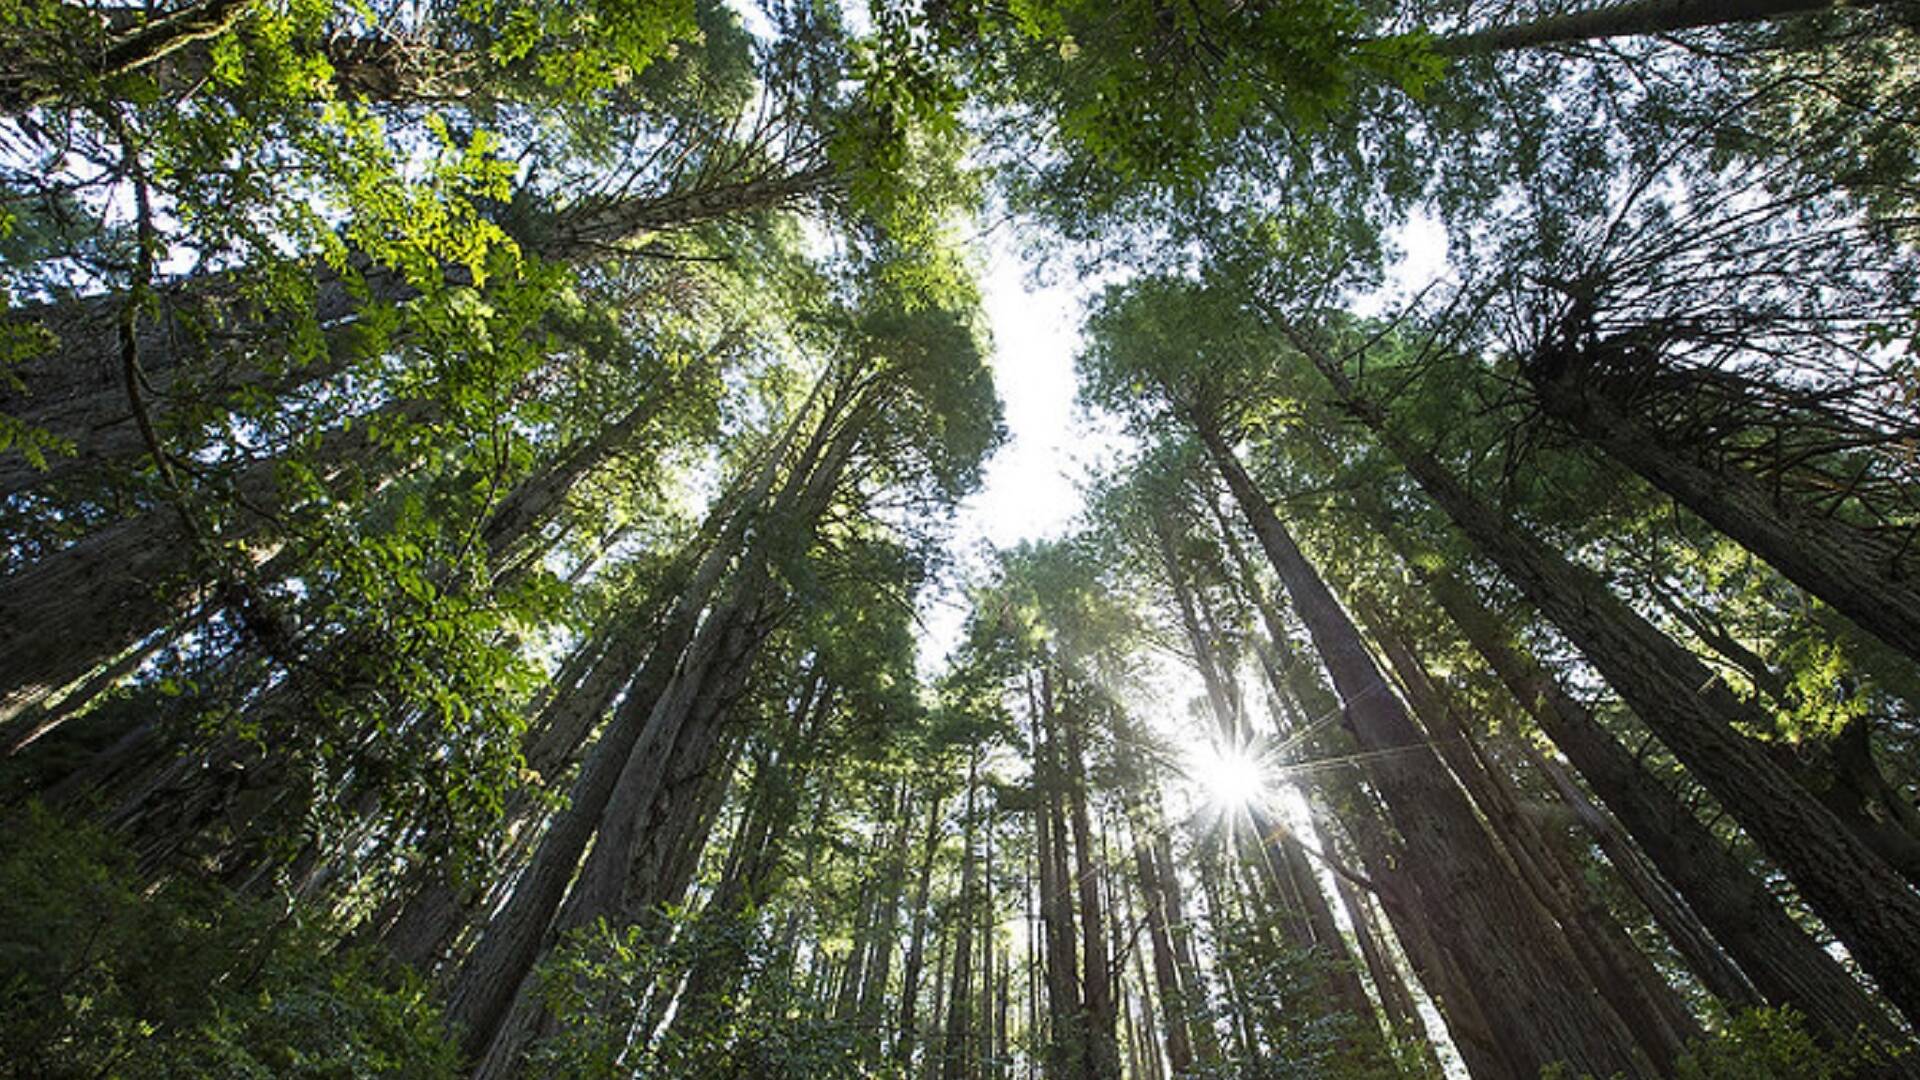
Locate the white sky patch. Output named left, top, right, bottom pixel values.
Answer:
left=967, top=242, right=1117, bottom=548
left=915, top=234, right=1129, bottom=673
left=1354, top=208, right=1451, bottom=318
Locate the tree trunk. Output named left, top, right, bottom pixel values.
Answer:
left=897, top=791, right=948, bottom=1066
left=0, top=257, right=405, bottom=503
left=1291, top=322, right=1920, bottom=1031
left=1031, top=671, right=1086, bottom=1079
left=1194, top=414, right=1652, bottom=1080
left=0, top=0, right=255, bottom=115
left=378, top=614, right=648, bottom=971
left=468, top=596, right=773, bottom=1080
left=1331, top=869, right=1422, bottom=1044
left=1129, top=810, right=1196, bottom=1073
left=1526, top=742, right=1764, bottom=1010
left=1434, top=0, right=1873, bottom=55
left=1223, top=521, right=1510, bottom=1078
left=2, top=156, right=834, bottom=509
left=0, top=396, right=425, bottom=727
left=1355, top=596, right=1701, bottom=1072
left=479, top=388, right=676, bottom=575
left=1534, top=361, right=1920, bottom=669
left=1415, top=558, right=1915, bottom=1057
left=941, top=751, right=980, bottom=1080
left=1051, top=665, right=1123, bottom=1080
left=437, top=418, right=797, bottom=1061
left=863, top=784, right=915, bottom=1025
left=1157, top=512, right=1382, bottom=1048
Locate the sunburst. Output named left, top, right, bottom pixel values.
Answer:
left=1186, top=732, right=1283, bottom=836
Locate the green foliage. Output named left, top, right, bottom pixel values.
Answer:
left=530, top=915, right=879, bottom=1080
left=468, top=0, right=696, bottom=95
left=866, top=0, right=1442, bottom=192
left=1673, top=1008, right=1904, bottom=1080
left=0, top=804, right=460, bottom=1079
left=1538, top=1007, right=1906, bottom=1080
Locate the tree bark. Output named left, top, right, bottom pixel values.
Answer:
left=1435, top=0, right=1874, bottom=55
left=1220, top=517, right=1511, bottom=1078
left=1290, top=320, right=1920, bottom=1031
left=1416, top=558, right=1915, bottom=1057
left=0, top=0, right=255, bottom=116
left=0, top=395, right=424, bottom=726
left=437, top=413, right=798, bottom=1061
left=1533, top=360, right=1920, bottom=668
left=1194, top=414, right=1652, bottom=1080
left=896, top=791, right=948, bottom=1065
left=1052, top=665, right=1124, bottom=1080
left=1358, top=598, right=1700, bottom=1072
left=941, top=751, right=980, bottom=1080
left=1031, top=670, right=1087, bottom=1079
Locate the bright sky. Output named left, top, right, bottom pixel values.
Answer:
left=913, top=233, right=1126, bottom=670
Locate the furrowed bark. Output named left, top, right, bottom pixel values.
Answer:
left=1532, top=359, right=1920, bottom=669
left=1414, top=558, right=1915, bottom=1057
left=1288, top=317, right=1920, bottom=1030
left=1194, top=412, right=1652, bottom=1080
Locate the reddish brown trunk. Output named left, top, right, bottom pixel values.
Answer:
left=1434, top=0, right=1872, bottom=54
left=1194, top=413, right=1651, bottom=1079
left=1415, top=560, right=1916, bottom=1057
left=1291, top=322, right=1920, bottom=1029
left=1534, top=363, right=1920, bottom=669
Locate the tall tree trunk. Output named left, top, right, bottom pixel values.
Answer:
left=1222, top=519, right=1509, bottom=1076
left=1129, top=810, right=1196, bottom=1073
left=897, top=791, right=949, bottom=1067
left=941, top=751, right=980, bottom=1080
left=1152, top=518, right=1242, bottom=740
left=0, top=257, right=404, bottom=502
left=979, top=804, right=998, bottom=1077
left=1414, top=557, right=1914, bottom=1056
left=1193, top=847, right=1257, bottom=1062
left=658, top=727, right=802, bottom=1044
left=1193, top=413, right=1652, bottom=1080
left=0, top=396, right=425, bottom=727
left=1354, top=595, right=1701, bottom=1072
left=925, top=929, right=951, bottom=1080
left=1434, top=0, right=1876, bottom=55
left=1156, top=514, right=1381, bottom=1047
left=377, top=613, right=650, bottom=971
left=1532, top=359, right=1920, bottom=669
left=839, top=830, right=884, bottom=1023
left=1291, top=322, right=1920, bottom=1030
left=1051, top=665, right=1123, bottom=1080
left=862, top=783, right=915, bottom=1025
left=469, top=596, right=774, bottom=1079
left=1031, top=671, right=1086, bottom=1078
left=0, top=0, right=254, bottom=115
left=479, top=388, right=677, bottom=577
left=1331, top=869, right=1422, bottom=1044
left=1524, top=740, right=1764, bottom=1011
left=437, top=410, right=802, bottom=1061
left=1, top=155, right=835, bottom=509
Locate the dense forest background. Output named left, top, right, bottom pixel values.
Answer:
left=3, top=0, right=1920, bottom=1077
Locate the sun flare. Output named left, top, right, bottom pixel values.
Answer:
left=1192, top=741, right=1272, bottom=812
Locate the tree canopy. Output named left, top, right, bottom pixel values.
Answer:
left=3, top=0, right=1920, bottom=1077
